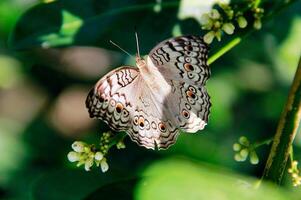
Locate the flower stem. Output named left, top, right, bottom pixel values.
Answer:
left=108, top=132, right=127, bottom=148
left=261, top=57, right=301, bottom=184
left=208, top=37, right=241, bottom=65
left=253, top=137, right=273, bottom=148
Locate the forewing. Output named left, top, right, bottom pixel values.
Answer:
left=86, top=66, right=139, bottom=131
left=149, top=35, right=210, bottom=85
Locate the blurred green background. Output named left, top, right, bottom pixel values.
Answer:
left=0, top=0, right=301, bottom=199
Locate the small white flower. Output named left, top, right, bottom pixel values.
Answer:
left=201, top=14, right=213, bottom=30
left=94, top=152, right=104, bottom=161
left=116, top=141, right=126, bottom=149
left=227, top=10, right=234, bottom=19
left=239, top=136, right=249, bottom=146
left=67, top=151, right=80, bottom=162
left=292, top=173, right=298, bottom=178
left=210, top=9, right=220, bottom=19
left=100, top=159, right=109, bottom=173
left=234, top=153, right=244, bottom=162
left=237, top=16, right=247, bottom=28
left=72, top=141, right=85, bottom=153
left=240, top=148, right=249, bottom=158
left=250, top=151, right=259, bottom=165
left=233, top=143, right=241, bottom=151
left=222, top=23, right=235, bottom=35
left=215, top=30, right=222, bottom=41
left=84, top=158, right=94, bottom=171
left=214, top=21, right=221, bottom=29
left=253, top=19, right=262, bottom=30
left=201, top=13, right=210, bottom=24
left=204, top=31, right=215, bottom=44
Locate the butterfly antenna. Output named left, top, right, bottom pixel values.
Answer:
left=135, top=31, right=140, bottom=58
left=109, top=40, right=134, bottom=58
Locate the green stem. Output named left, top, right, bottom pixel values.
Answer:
left=253, top=137, right=273, bottom=148
left=108, top=132, right=127, bottom=148
left=261, top=57, right=301, bottom=184
left=254, top=0, right=262, bottom=8
left=208, top=37, right=241, bottom=65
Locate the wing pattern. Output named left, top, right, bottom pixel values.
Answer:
left=149, top=35, right=210, bottom=85
left=86, top=35, right=211, bottom=150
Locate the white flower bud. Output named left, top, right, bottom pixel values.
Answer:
left=240, top=148, right=249, bottom=158
left=210, top=9, right=220, bottom=19
left=250, top=151, right=259, bottom=165
left=215, top=30, right=222, bottom=41
left=100, top=159, right=109, bottom=173
left=222, top=23, right=235, bottom=35
left=253, top=19, right=262, bottom=30
left=201, top=14, right=210, bottom=25
left=239, top=136, right=249, bottom=146
left=214, top=21, right=221, bottom=29
left=227, top=10, right=234, bottom=19
left=233, top=143, right=241, bottom=151
left=67, top=151, right=80, bottom=162
left=72, top=141, right=85, bottom=152
left=234, top=153, right=244, bottom=162
left=237, top=16, right=247, bottom=28
left=84, top=158, right=94, bottom=171
left=204, top=31, right=215, bottom=44
left=94, top=152, right=104, bottom=161
left=116, top=141, right=126, bottom=149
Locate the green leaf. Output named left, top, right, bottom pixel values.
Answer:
left=38, top=10, right=84, bottom=48
left=9, top=0, right=202, bottom=52
left=135, top=158, right=297, bottom=200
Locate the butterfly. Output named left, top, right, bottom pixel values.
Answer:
left=86, top=35, right=211, bottom=150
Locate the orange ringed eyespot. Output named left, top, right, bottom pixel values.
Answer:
left=184, top=63, right=194, bottom=71
left=138, top=117, right=145, bottom=127
left=115, top=103, right=123, bottom=113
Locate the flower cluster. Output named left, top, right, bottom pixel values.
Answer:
left=67, top=141, right=109, bottom=172
left=288, top=160, right=301, bottom=187
left=252, top=7, right=264, bottom=30
left=67, top=131, right=126, bottom=173
left=233, top=136, right=259, bottom=165
left=99, top=132, right=111, bottom=155
left=201, top=1, right=264, bottom=44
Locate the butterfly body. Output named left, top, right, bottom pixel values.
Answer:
left=86, top=35, right=211, bottom=150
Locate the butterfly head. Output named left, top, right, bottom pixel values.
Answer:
left=136, top=54, right=146, bottom=69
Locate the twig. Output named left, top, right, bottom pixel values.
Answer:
left=261, top=57, right=301, bottom=184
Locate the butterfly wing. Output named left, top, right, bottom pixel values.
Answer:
left=127, top=91, right=180, bottom=150
left=147, top=35, right=211, bottom=133
left=86, top=66, right=180, bottom=150
left=86, top=66, right=139, bottom=131
left=166, top=81, right=211, bottom=133
left=149, top=35, right=210, bottom=85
